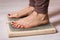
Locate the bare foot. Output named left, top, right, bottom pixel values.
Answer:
left=8, top=6, right=34, bottom=18
left=11, top=11, right=49, bottom=28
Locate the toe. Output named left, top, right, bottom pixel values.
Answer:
left=8, top=14, right=11, bottom=16
left=8, top=13, right=15, bottom=18
left=20, top=25, right=24, bottom=28
left=11, top=21, right=17, bottom=28
left=17, top=24, right=21, bottom=28
left=11, top=21, right=16, bottom=25
left=12, top=24, right=19, bottom=28
left=12, top=23, right=17, bottom=28
left=8, top=14, right=12, bottom=17
left=12, top=24, right=15, bottom=28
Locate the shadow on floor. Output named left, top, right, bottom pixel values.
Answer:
left=52, top=21, right=60, bottom=27
left=48, top=9, right=60, bottom=27
left=49, top=9, right=60, bottom=18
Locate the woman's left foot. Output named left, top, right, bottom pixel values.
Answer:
left=11, top=11, right=49, bottom=28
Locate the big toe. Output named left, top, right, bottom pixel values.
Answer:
left=11, top=21, right=16, bottom=27
left=8, top=13, right=16, bottom=18
left=11, top=21, right=16, bottom=24
left=8, top=14, right=11, bottom=16
left=8, top=14, right=13, bottom=17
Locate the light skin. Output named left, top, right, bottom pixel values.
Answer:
left=8, top=0, right=49, bottom=28
left=8, top=6, right=34, bottom=18
left=10, top=11, right=49, bottom=28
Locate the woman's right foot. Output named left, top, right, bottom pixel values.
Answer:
left=11, top=11, right=49, bottom=28
left=8, top=6, right=34, bottom=18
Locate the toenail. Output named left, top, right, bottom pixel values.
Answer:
left=12, top=22, right=15, bottom=24
left=8, top=14, right=10, bottom=16
left=12, top=22, right=14, bottom=23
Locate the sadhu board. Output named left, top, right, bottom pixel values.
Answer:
left=7, top=17, right=57, bottom=38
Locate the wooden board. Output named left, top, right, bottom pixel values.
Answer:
left=7, top=17, right=57, bottom=38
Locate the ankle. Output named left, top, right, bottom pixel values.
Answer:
left=38, top=13, right=49, bottom=20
